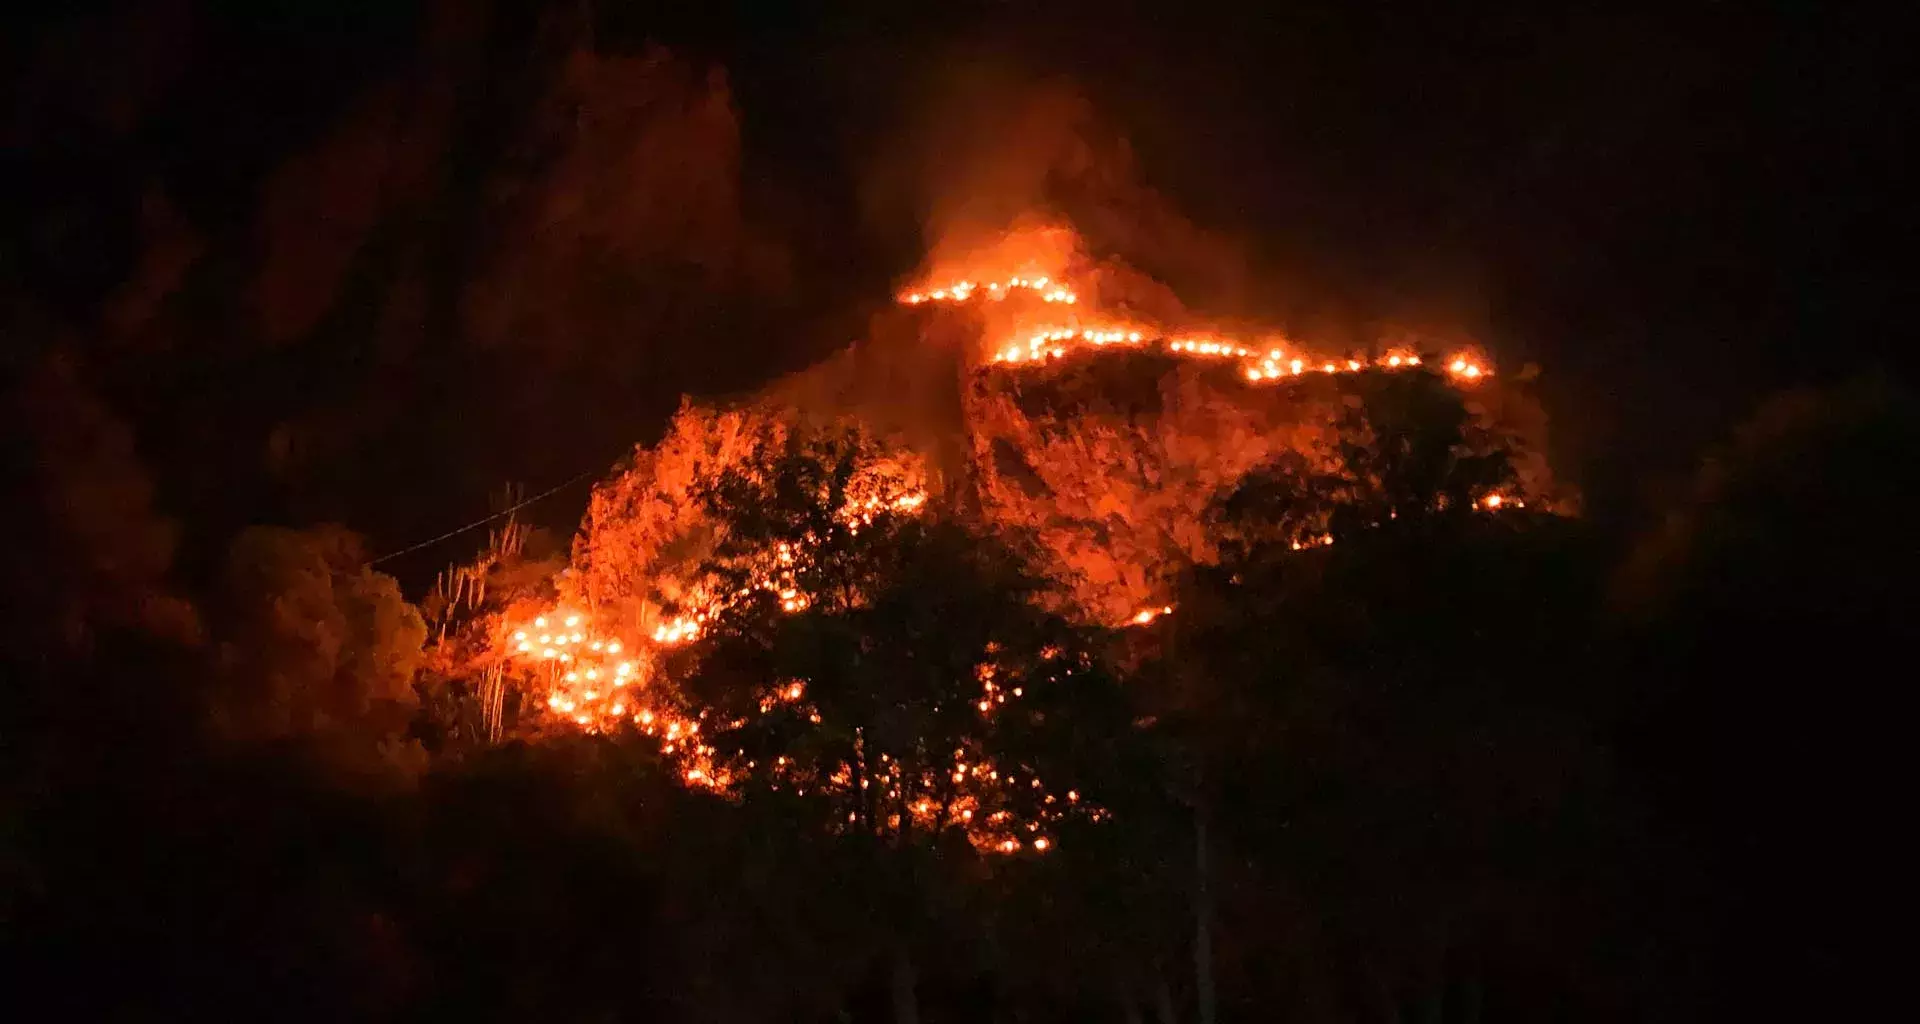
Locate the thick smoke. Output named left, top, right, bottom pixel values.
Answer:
left=251, top=79, right=445, bottom=346
left=865, top=64, right=1252, bottom=316
left=464, top=46, right=790, bottom=359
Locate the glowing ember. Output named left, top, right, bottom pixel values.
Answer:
left=1128, top=604, right=1173, bottom=626
left=499, top=596, right=1098, bottom=852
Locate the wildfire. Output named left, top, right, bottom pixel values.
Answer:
left=898, top=249, right=1491, bottom=385
left=653, top=615, right=702, bottom=645
left=500, top=608, right=709, bottom=749
left=994, top=326, right=1146, bottom=364
left=969, top=311, right=1483, bottom=385
left=1128, top=604, right=1174, bottom=626
left=902, top=275, right=1078, bottom=307
left=479, top=226, right=1528, bottom=857
left=996, top=325, right=1479, bottom=386
left=494, top=458, right=1087, bottom=854
left=500, top=600, right=1094, bottom=853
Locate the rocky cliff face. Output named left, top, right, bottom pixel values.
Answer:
left=568, top=223, right=1559, bottom=629
left=964, top=352, right=1351, bottom=621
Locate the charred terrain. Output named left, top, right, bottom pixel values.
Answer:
left=2, top=3, right=1909, bottom=1021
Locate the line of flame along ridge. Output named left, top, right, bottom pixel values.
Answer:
left=900, top=274, right=1490, bottom=382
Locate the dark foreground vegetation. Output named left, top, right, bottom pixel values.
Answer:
left=5, top=367, right=1911, bottom=1022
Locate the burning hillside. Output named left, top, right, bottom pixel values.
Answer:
left=477, top=417, right=1109, bottom=854
left=916, top=223, right=1532, bottom=619
left=511, top=219, right=1547, bottom=681
left=455, top=220, right=1551, bottom=851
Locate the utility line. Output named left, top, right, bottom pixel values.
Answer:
left=369, top=468, right=600, bottom=566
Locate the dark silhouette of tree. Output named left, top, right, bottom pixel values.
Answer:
left=1213, top=369, right=1521, bottom=558
left=211, top=524, right=426, bottom=775
left=2, top=350, right=198, bottom=654
left=1159, top=372, right=1625, bottom=1021
left=1612, top=376, right=1915, bottom=1020
left=659, top=422, right=1141, bottom=1021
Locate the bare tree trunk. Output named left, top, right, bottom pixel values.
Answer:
left=1153, top=972, right=1178, bottom=1024
left=891, top=945, right=920, bottom=1024
left=850, top=727, right=870, bottom=832
left=482, top=664, right=505, bottom=743
left=1194, top=811, right=1216, bottom=1024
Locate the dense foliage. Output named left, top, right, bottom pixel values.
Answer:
left=7, top=365, right=1909, bottom=1021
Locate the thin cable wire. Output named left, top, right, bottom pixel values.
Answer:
left=369, top=469, right=599, bottom=566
